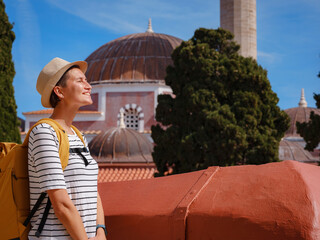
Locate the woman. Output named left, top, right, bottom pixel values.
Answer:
left=28, top=57, right=107, bottom=239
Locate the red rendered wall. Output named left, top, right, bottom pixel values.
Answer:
left=99, top=170, right=205, bottom=239
left=98, top=161, right=320, bottom=240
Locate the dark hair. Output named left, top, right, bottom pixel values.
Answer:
left=49, top=65, right=80, bottom=108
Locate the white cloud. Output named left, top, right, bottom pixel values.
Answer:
left=257, top=51, right=281, bottom=64
left=45, top=0, right=219, bottom=36
left=45, top=0, right=145, bottom=33
left=15, top=0, right=41, bottom=84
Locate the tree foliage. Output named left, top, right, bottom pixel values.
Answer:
left=151, top=28, right=289, bottom=176
left=296, top=72, right=320, bottom=152
left=0, top=0, right=21, bottom=143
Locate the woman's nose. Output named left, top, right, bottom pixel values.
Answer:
left=85, top=81, right=92, bottom=89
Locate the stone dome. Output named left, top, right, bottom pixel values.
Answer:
left=85, top=31, right=182, bottom=84
left=279, top=139, right=318, bottom=163
left=279, top=89, right=320, bottom=164
left=284, top=106, right=320, bottom=136
left=284, top=88, right=320, bottom=136
left=88, top=126, right=153, bottom=163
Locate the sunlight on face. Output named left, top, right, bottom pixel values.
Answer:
left=61, top=68, right=93, bottom=108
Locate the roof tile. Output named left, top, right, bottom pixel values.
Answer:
left=98, top=164, right=156, bottom=182
left=23, top=109, right=101, bottom=115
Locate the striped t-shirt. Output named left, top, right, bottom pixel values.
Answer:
left=27, top=123, right=98, bottom=239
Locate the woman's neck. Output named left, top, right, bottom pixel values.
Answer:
left=50, top=104, right=78, bottom=134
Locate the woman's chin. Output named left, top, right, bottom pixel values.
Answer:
left=80, top=99, right=93, bottom=107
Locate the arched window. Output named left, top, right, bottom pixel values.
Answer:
left=118, top=104, right=144, bottom=132
left=124, top=108, right=139, bottom=130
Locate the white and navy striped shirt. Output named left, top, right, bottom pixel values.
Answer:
left=28, top=123, right=98, bottom=239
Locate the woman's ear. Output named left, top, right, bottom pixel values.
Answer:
left=53, top=86, right=64, bottom=99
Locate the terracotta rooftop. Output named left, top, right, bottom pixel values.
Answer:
left=23, top=109, right=101, bottom=115
left=98, top=164, right=156, bottom=182
left=82, top=130, right=102, bottom=135
left=85, top=32, right=182, bottom=83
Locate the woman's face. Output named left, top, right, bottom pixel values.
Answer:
left=59, top=68, right=93, bottom=108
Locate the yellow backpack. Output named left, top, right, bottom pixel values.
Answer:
left=0, top=118, right=85, bottom=240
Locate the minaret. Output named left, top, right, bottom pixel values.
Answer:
left=220, top=0, right=257, bottom=59
left=146, top=18, right=154, bottom=33
left=298, top=88, right=307, bottom=108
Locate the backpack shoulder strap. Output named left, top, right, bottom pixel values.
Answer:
left=26, top=118, right=70, bottom=171
left=71, top=125, right=86, bottom=147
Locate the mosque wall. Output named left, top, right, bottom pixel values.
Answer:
left=105, top=91, right=156, bottom=130
left=41, top=91, right=158, bottom=132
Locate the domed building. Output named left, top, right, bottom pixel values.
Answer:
left=23, top=21, right=182, bottom=141
left=22, top=19, right=318, bottom=183
left=22, top=21, right=181, bottom=182
left=89, top=113, right=156, bottom=182
left=279, top=89, right=320, bottom=164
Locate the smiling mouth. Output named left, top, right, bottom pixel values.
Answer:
left=83, top=93, right=91, bottom=96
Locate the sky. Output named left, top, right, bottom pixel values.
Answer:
left=3, top=0, right=320, bottom=118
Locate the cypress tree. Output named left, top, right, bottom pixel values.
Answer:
left=152, top=28, right=289, bottom=176
left=0, top=0, right=21, bottom=143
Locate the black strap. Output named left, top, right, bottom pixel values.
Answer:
left=69, top=147, right=89, bottom=153
left=35, top=198, right=51, bottom=237
left=24, top=192, right=50, bottom=238
left=69, top=147, right=89, bottom=166
left=23, top=192, right=47, bottom=227
left=24, top=147, right=89, bottom=237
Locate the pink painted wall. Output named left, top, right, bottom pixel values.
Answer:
left=105, top=92, right=157, bottom=129
left=63, top=91, right=157, bottom=132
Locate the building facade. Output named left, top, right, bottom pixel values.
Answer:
left=23, top=25, right=182, bottom=138
left=23, top=1, right=319, bottom=179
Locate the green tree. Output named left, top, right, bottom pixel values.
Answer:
left=152, top=28, right=289, bottom=176
left=0, top=0, right=21, bottom=143
left=296, top=72, right=320, bottom=153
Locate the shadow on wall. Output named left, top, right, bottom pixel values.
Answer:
left=99, top=160, right=320, bottom=240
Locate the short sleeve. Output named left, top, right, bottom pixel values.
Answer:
left=28, top=123, right=67, bottom=192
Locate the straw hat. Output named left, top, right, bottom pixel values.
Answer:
left=36, top=57, right=87, bottom=108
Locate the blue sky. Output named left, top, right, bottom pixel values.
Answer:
left=3, top=0, right=320, bottom=118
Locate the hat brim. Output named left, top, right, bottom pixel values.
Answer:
left=41, top=61, right=87, bottom=108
